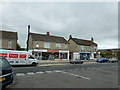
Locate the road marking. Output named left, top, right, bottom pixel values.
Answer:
left=38, top=63, right=70, bottom=66
left=61, top=72, right=90, bottom=80
left=26, top=72, right=35, bottom=75
left=45, top=71, right=53, bottom=73
left=35, top=72, right=45, bottom=74
left=53, top=70, right=63, bottom=72
left=16, top=73, right=26, bottom=76
left=13, top=67, right=35, bottom=69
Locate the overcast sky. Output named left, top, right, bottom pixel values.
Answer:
left=0, top=2, right=118, bottom=49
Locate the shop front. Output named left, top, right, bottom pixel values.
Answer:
left=80, top=52, right=91, bottom=60
left=28, top=49, right=69, bottom=60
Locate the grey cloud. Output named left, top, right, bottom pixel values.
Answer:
left=1, top=2, right=118, bottom=49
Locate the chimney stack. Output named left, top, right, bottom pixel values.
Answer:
left=69, top=35, right=72, bottom=39
left=91, top=37, right=94, bottom=42
left=47, top=32, right=50, bottom=35
left=28, top=25, right=30, bottom=34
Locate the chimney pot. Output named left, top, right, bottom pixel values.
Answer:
left=47, top=32, right=50, bottom=35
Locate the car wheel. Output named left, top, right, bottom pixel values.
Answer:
left=32, top=62, right=37, bottom=66
left=81, top=62, right=83, bottom=64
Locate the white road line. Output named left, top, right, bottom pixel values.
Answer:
left=14, top=67, right=35, bottom=69
left=26, top=72, right=35, bottom=75
left=45, top=71, right=53, bottom=73
left=61, top=72, right=90, bottom=80
left=16, top=73, right=26, bottom=76
left=53, top=70, right=63, bottom=72
left=35, top=72, right=45, bottom=74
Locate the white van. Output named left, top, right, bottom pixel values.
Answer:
left=0, top=49, right=38, bottom=66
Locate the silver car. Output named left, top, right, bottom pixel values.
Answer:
left=108, top=58, right=118, bottom=63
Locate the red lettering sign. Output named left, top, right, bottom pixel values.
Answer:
left=20, top=54, right=26, bottom=58
left=47, top=50, right=59, bottom=52
left=9, top=54, right=18, bottom=58
left=0, top=53, right=7, bottom=58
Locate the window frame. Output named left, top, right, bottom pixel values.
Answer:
left=44, top=42, right=50, bottom=48
left=56, top=43, right=61, bottom=49
left=8, top=40, right=12, bottom=48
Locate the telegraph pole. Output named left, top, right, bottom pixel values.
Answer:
left=27, top=25, right=30, bottom=51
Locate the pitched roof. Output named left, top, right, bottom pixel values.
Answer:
left=72, top=38, right=97, bottom=46
left=0, top=30, right=18, bottom=40
left=30, top=33, right=68, bottom=44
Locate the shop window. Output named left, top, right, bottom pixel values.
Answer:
left=44, top=42, right=50, bottom=48
left=56, top=43, right=61, bottom=48
left=8, top=40, right=12, bottom=48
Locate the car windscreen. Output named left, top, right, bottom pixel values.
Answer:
left=0, top=58, right=11, bottom=68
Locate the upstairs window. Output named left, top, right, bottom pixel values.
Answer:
left=44, top=42, right=50, bottom=48
left=80, top=46, right=85, bottom=50
left=0, top=39, right=1, bottom=48
left=65, top=44, right=68, bottom=49
left=56, top=43, right=61, bottom=48
left=8, top=40, right=12, bottom=48
left=36, top=42, right=39, bottom=48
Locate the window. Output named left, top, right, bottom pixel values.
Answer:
left=56, top=43, right=61, bottom=48
left=36, top=42, right=39, bottom=48
left=0, top=39, right=1, bottom=48
left=8, top=40, right=12, bottom=48
left=44, top=42, right=50, bottom=48
left=65, top=44, right=68, bottom=49
left=80, top=46, right=85, bottom=50
left=94, top=47, right=97, bottom=51
left=87, top=46, right=90, bottom=51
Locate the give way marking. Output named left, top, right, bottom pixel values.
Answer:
left=61, top=71, right=90, bottom=80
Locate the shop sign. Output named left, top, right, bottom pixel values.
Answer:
left=80, top=52, right=90, bottom=54
left=47, top=50, right=59, bottom=52
left=59, top=50, right=69, bottom=53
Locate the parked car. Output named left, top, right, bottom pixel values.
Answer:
left=69, top=58, right=83, bottom=64
left=96, top=58, right=109, bottom=63
left=0, top=56, right=14, bottom=89
left=108, top=58, right=118, bottom=63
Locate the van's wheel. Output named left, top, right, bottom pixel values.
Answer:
left=32, top=62, right=36, bottom=66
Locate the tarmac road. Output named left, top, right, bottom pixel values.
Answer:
left=7, top=61, right=119, bottom=88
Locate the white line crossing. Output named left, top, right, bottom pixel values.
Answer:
left=26, top=72, right=35, bottom=75
left=35, top=72, right=45, bottom=74
left=53, top=70, right=63, bottom=72
left=16, top=73, right=26, bottom=76
left=45, top=71, right=53, bottom=73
